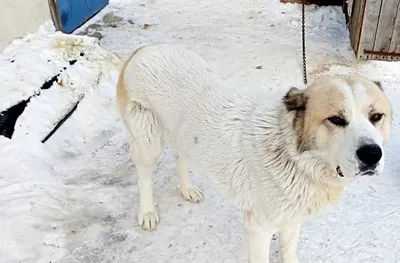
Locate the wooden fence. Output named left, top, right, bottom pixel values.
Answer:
left=348, top=0, right=400, bottom=61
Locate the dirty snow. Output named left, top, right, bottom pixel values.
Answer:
left=1, top=0, right=400, bottom=262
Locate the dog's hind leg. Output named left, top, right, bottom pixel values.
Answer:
left=123, top=102, right=164, bottom=231
left=131, top=146, right=161, bottom=231
left=175, top=153, right=203, bottom=203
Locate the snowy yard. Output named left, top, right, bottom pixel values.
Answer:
left=1, top=0, right=400, bottom=262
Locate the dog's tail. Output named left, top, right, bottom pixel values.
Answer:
left=116, top=46, right=147, bottom=115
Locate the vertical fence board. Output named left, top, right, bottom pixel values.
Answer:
left=389, top=3, right=400, bottom=52
left=349, top=0, right=366, bottom=57
left=357, top=0, right=382, bottom=59
left=373, top=0, right=400, bottom=60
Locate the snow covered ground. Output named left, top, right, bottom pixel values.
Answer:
left=1, top=0, right=400, bottom=262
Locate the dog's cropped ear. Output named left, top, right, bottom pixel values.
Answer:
left=283, top=87, right=308, bottom=112
left=373, top=81, right=383, bottom=91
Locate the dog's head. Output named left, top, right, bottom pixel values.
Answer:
left=283, top=75, right=392, bottom=179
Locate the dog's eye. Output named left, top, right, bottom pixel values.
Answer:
left=370, top=113, right=384, bottom=124
left=327, top=116, right=348, bottom=127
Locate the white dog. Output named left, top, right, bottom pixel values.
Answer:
left=116, top=44, right=392, bottom=262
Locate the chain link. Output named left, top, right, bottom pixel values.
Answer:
left=302, top=1, right=307, bottom=85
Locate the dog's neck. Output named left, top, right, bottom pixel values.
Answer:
left=238, top=102, right=348, bottom=219
left=250, top=103, right=347, bottom=189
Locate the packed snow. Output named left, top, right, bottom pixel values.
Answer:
left=1, top=0, right=400, bottom=262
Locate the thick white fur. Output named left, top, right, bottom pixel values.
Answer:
left=116, top=44, right=391, bottom=262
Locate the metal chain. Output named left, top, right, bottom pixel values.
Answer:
left=302, top=1, right=307, bottom=85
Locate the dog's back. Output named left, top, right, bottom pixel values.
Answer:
left=117, top=44, right=250, bottom=156
left=118, top=45, right=223, bottom=132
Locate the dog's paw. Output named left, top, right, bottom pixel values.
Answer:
left=138, top=211, right=159, bottom=231
left=179, top=186, right=204, bottom=203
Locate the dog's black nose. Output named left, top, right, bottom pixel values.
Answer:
left=356, top=144, right=382, bottom=166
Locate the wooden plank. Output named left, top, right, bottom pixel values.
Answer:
left=392, top=3, right=400, bottom=52
left=369, top=56, right=400, bottom=61
left=364, top=50, right=400, bottom=61
left=349, top=0, right=366, bottom=56
left=280, top=0, right=342, bottom=4
left=357, top=0, right=382, bottom=59
left=373, top=0, right=400, bottom=59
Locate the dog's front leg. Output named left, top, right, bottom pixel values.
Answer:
left=244, top=211, right=274, bottom=263
left=278, top=221, right=302, bottom=263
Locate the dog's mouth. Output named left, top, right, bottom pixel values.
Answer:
left=359, top=165, right=378, bottom=176
left=336, top=166, right=378, bottom=178
left=361, top=170, right=376, bottom=176
left=358, top=169, right=378, bottom=176
left=336, top=166, right=344, bottom=177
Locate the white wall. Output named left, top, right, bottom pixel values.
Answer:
left=0, top=0, right=51, bottom=52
